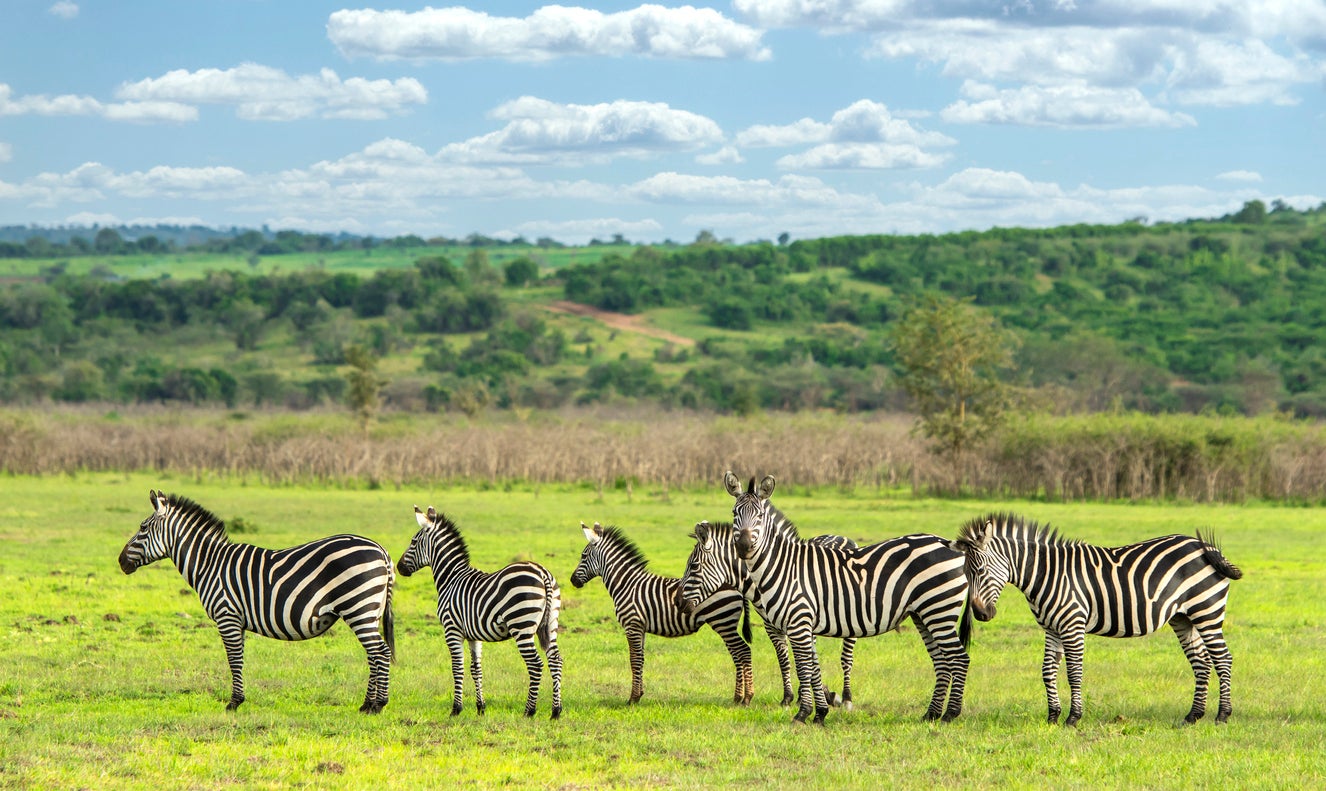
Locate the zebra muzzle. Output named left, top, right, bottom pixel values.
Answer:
left=118, top=548, right=137, bottom=575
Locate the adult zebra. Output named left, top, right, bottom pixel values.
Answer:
left=949, top=513, right=1243, bottom=726
left=398, top=505, right=563, bottom=719
left=684, top=472, right=971, bottom=725
left=673, top=520, right=860, bottom=709
left=118, top=490, right=396, bottom=713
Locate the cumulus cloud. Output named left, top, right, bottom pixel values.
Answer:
left=48, top=2, right=78, bottom=19
left=0, top=142, right=11, bottom=163
left=116, top=63, right=427, bottom=121
left=0, top=83, right=196, bottom=122
left=1217, top=170, right=1263, bottom=182
left=735, top=100, right=953, bottom=170
left=501, top=217, right=665, bottom=244
left=328, top=4, right=770, bottom=61
left=696, top=146, right=744, bottom=165
left=440, top=97, right=724, bottom=165
left=941, top=81, right=1196, bottom=128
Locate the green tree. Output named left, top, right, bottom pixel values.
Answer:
left=891, top=295, right=1019, bottom=459
left=344, top=344, right=386, bottom=431
left=504, top=256, right=539, bottom=287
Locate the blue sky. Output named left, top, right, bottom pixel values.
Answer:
left=1, top=1, right=1323, bottom=243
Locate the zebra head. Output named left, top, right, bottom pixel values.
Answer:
left=948, top=518, right=1010, bottom=622
left=397, top=505, right=439, bottom=577
left=570, top=521, right=606, bottom=589
left=119, top=489, right=172, bottom=574
left=676, top=521, right=728, bottom=615
left=725, top=471, right=775, bottom=561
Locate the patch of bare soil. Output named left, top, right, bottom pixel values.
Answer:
left=544, top=300, right=696, bottom=347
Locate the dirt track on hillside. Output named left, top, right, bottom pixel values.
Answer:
left=543, top=300, right=696, bottom=347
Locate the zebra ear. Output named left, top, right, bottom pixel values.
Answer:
left=414, top=506, right=432, bottom=529
left=148, top=489, right=159, bottom=509
left=757, top=475, right=776, bottom=499
left=581, top=522, right=598, bottom=543
left=723, top=471, right=742, bottom=498
left=946, top=539, right=968, bottom=554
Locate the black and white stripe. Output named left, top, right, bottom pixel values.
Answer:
left=677, top=520, right=859, bottom=709
left=398, top=505, right=563, bottom=719
left=688, top=472, right=970, bottom=725
left=950, top=513, right=1242, bottom=726
left=118, top=489, right=396, bottom=712
left=571, top=521, right=757, bottom=704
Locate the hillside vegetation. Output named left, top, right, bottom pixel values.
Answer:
left=2, top=200, right=1324, bottom=418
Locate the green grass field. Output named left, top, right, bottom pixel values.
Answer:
left=2, top=474, right=1323, bottom=789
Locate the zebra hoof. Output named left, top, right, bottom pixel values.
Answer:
left=551, top=706, right=562, bottom=720
left=843, top=700, right=854, bottom=712
left=1063, top=715, right=1081, bottom=728
left=450, top=705, right=463, bottom=717
left=225, top=697, right=244, bottom=712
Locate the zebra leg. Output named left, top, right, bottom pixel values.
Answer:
left=354, top=623, right=392, bottom=714
left=912, top=615, right=950, bottom=721
left=1042, top=632, right=1065, bottom=724
left=516, top=632, right=545, bottom=717
left=766, top=625, right=795, bottom=707
left=546, top=636, right=563, bottom=720
left=1061, top=629, right=1087, bottom=727
left=1195, top=621, right=1234, bottom=724
left=787, top=624, right=828, bottom=724
left=625, top=624, right=646, bottom=704
left=218, top=619, right=246, bottom=711
left=468, top=640, right=486, bottom=716
left=1171, top=617, right=1211, bottom=725
left=711, top=617, right=754, bottom=705
left=838, top=638, right=856, bottom=711
left=445, top=629, right=466, bottom=716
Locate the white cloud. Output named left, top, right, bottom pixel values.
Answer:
left=0, top=142, right=11, bottom=163
left=328, top=5, right=770, bottom=61
left=48, top=2, right=78, bottom=19
left=440, top=97, right=724, bottom=165
left=696, top=146, right=744, bottom=165
left=115, top=64, right=427, bottom=121
left=942, top=81, right=1196, bottom=128
left=0, top=82, right=198, bottom=123
left=1165, top=37, right=1320, bottom=106
left=64, top=211, right=120, bottom=226
left=777, top=142, right=948, bottom=169
left=1216, top=170, right=1263, bottom=182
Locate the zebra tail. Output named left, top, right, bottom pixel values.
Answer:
left=740, top=599, right=753, bottom=645
left=384, top=562, right=398, bottom=664
left=959, top=591, right=974, bottom=650
left=1197, top=530, right=1244, bottom=581
left=537, top=570, right=561, bottom=653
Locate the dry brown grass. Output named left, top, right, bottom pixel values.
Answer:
left=5, top=406, right=1325, bottom=502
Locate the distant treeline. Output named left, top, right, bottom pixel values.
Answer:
left=4, top=201, right=1326, bottom=419
left=0, top=225, right=587, bottom=259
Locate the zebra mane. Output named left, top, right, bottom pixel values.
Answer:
left=597, top=525, right=650, bottom=570
left=429, top=510, right=471, bottom=567
left=959, top=512, right=1079, bottom=548
left=765, top=501, right=803, bottom=541
left=164, top=494, right=229, bottom=540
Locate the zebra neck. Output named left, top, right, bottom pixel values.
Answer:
left=429, top=557, right=480, bottom=591
left=599, top=550, right=653, bottom=597
left=169, top=526, right=235, bottom=591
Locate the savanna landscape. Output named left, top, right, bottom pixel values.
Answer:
left=3, top=210, right=1326, bottom=790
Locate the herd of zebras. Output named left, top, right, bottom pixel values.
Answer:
left=117, top=471, right=1243, bottom=727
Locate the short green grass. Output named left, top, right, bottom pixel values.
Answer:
left=2, top=474, right=1323, bottom=789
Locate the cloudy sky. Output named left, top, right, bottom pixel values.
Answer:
left=1, top=1, right=1323, bottom=243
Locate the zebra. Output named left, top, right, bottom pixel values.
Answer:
left=117, top=489, right=396, bottom=713
left=690, top=472, right=971, bottom=725
left=674, top=520, right=860, bottom=709
left=398, top=505, right=563, bottom=719
left=949, top=513, right=1243, bottom=726
left=571, top=521, right=756, bottom=705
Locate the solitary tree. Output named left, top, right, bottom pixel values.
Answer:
left=344, top=344, right=386, bottom=432
left=891, top=295, right=1019, bottom=460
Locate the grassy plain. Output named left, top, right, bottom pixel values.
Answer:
left=1, top=474, right=1323, bottom=789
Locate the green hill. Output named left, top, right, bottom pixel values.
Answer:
left=2, top=200, right=1324, bottom=417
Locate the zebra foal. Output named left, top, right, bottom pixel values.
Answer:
left=950, top=513, right=1242, bottom=726
left=117, top=490, right=396, bottom=712
left=571, top=521, right=758, bottom=705
left=398, top=505, right=563, bottom=719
